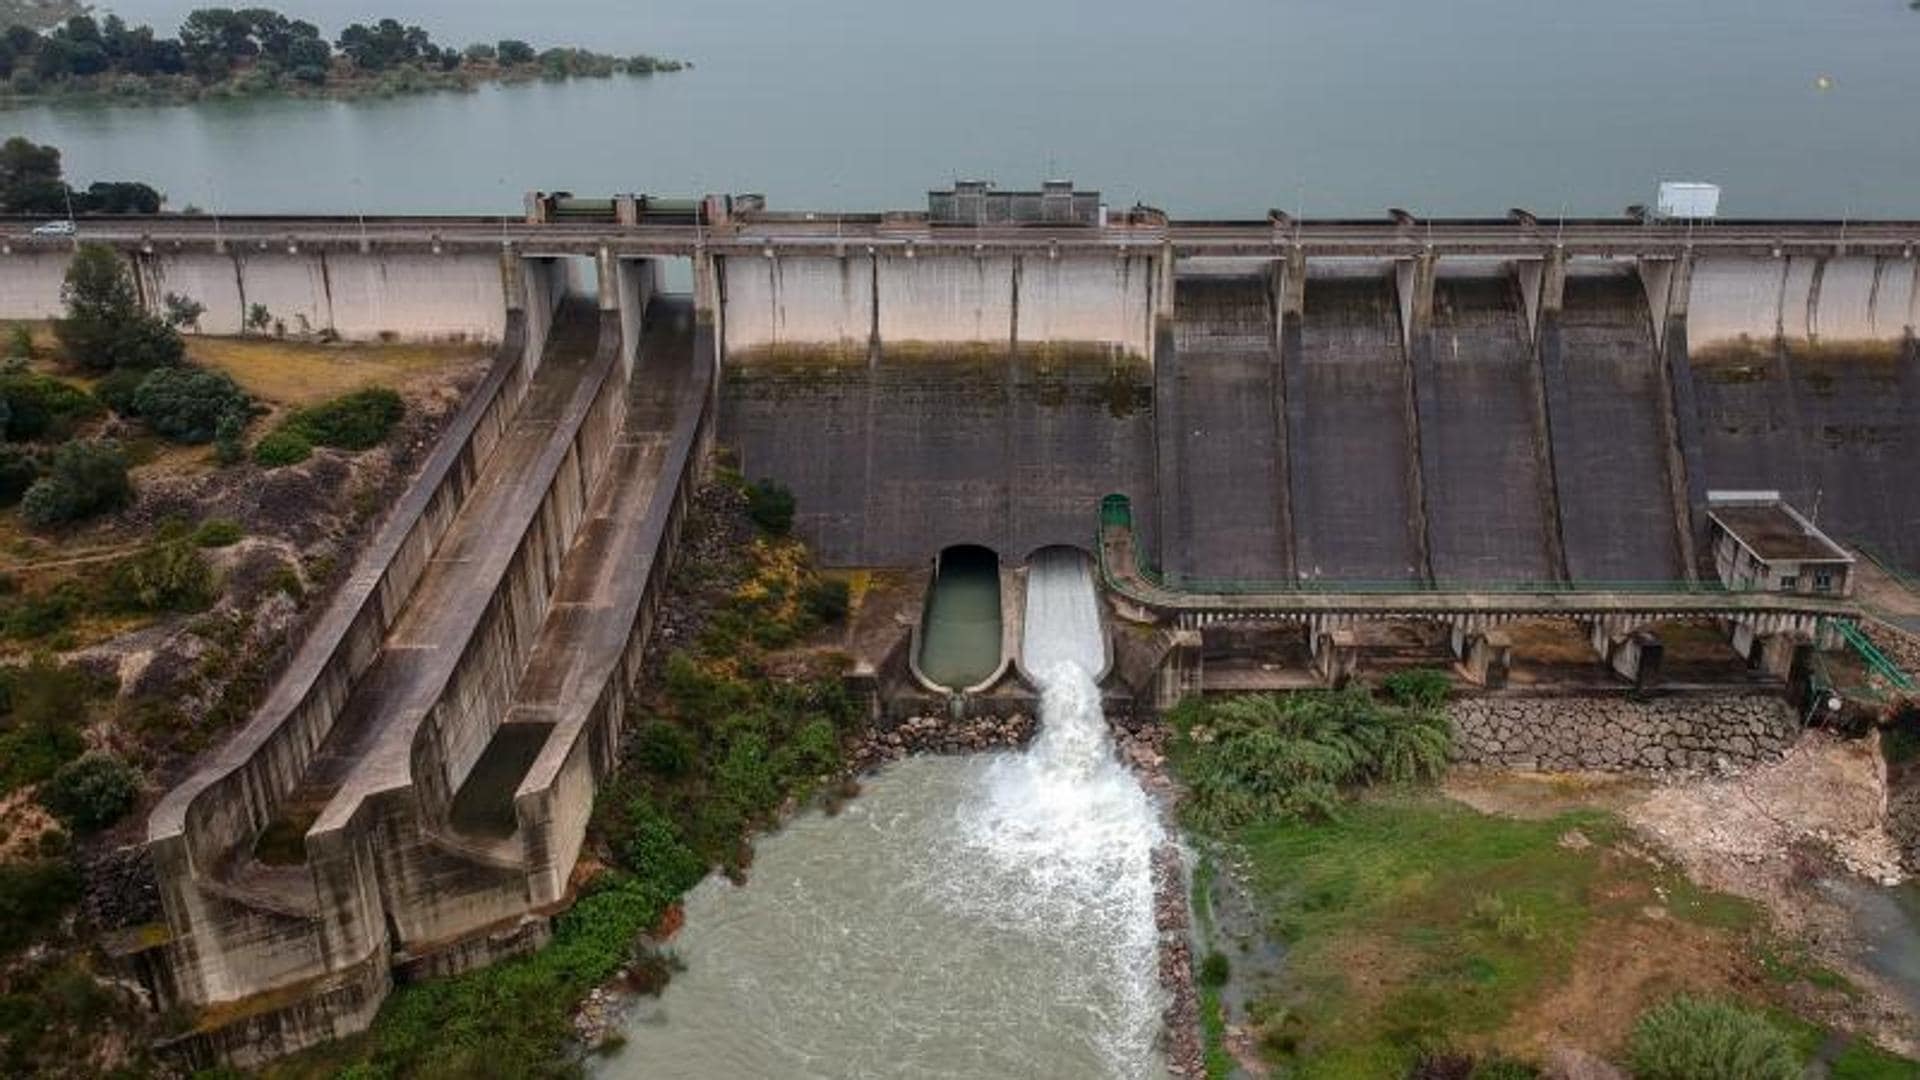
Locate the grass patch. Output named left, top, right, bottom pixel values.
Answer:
left=188, top=337, right=483, bottom=408
left=1236, top=795, right=1611, bottom=1075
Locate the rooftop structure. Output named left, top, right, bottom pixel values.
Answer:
left=1707, top=492, right=1855, bottom=598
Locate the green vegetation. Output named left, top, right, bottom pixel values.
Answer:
left=37, top=751, right=138, bottom=832
left=0, top=657, right=110, bottom=796
left=129, top=364, right=251, bottom=444
left=107, top=531, right=215, bottom=612
left=0, top=369, right=100, bottom=441
left=0, top=856, right=78, bottom=955
left=284, top=386, right=402, bottom=450
left=0, top=9, right=685, bottom=109
left=253, top=385, right=403, bottom=467
left=191, top=517, right=243, bottom=547
left=252, top=425, right=311, bottom=467
left=54, top=243, right=183, bottom=373
left=1167, top=682, right=1451, bottom=832
left=1627, top=996, right=1803, bottom=1080
left=19, top=437, right=128, bottom=527
left=0, top=444, right=35, bottom=504
left=744, top=477, right=796, bottom=535
left=0, top=134, right=157, bottom=214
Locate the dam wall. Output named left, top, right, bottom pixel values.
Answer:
left=0, top=246, right=508, bottom=342
left=1542, top=265, right=1688, bottom=581
left=719, top=251, right=1158, bottom=565
left=721, top=250, right=1154, bottom=360
left=1286, top=267, right=1424, bottom=582
left=1415, top=268, right=1558, bottom=582
left=1158, top=266, right=1290, bottom=582
left=1682, top=255, right=1920, bottom=570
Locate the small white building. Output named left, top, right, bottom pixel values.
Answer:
left=1706, top=491, right=1853, bottom=598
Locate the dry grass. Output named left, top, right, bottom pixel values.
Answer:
left=186, top=336, right=486, bottom=408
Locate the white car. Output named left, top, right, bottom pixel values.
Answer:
left=31, top=220, right=75, bottom=236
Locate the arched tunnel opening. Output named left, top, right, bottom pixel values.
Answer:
left=916, top=545, right=1003, bottom=690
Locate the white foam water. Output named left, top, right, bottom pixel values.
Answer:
left=942, top=547, right=1167, bottom=1076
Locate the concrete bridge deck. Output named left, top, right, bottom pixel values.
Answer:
left=1098, top=515, right=1854, bottom=626
left=6, top=211, right=1920, bottom=259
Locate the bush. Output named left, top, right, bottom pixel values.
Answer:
left=107, top=538, right=215, bottom=613
left=19, top=440, right=130, bottom=528
left=287, top=387, right=404, bottom=450
left=1199, top=951, right=1231, bottom=988
left=802, top=576, right=850, bottom=625
left=1169, top=687, right=1452, bottom=833
left=613, top=795, right=706, bottom=894
left=0, top=446, right=37, bottom=507
left=92, top=367, right=146, bottom=417
left=192, top=519, right=243, bottom=548
left=1382, top=668, right=1453, bottom=710
left=130, top=365, right=251, bottom=444
left=634, top=721, right=698, bottom=778
left=0, top=584, right=79, bottom=640
left=55, top=245, right=183, bottom=373
left=213, top=410, right=246, bottom=466
left=0, top=859, right=79, bottom=955
left=38, top=753, right=138, bottom=832
left=1627, top=996, right=1800, bottom=1080
left=252, top=426, right=312, bottom=467
left=745, top=479, right=795, bottom=535
left=0, top=372, right=101, bottom=441
left=0, top=659, right=106, bottom=795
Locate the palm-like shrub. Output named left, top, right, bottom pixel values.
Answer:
left=1628, top=996, right=1800, bottom=1080
left=1172, top=681, right=1452, bottom=833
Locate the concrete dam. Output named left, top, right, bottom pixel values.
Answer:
left=2, top=194, right=1915, bottom=1063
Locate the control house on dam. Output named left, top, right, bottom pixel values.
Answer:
left=3, top=183, right=1914, bottom=1064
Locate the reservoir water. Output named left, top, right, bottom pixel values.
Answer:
left=597, top=548, right=1165, bottom=1078
left=9, top=0, right=1920, bottom=217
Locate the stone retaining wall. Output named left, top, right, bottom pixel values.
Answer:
left=1450, top=693, right=1800, bottom=772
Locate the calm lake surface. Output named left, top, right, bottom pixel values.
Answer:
left=6, top=0, right=1919, bottom=217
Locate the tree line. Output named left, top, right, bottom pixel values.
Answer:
left=0, top=135, right=159, bottom=214
left=0, top=6, right=683, bottom=96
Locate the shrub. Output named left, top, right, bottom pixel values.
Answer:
left=0, top=584, right=78, bottom=640
left=55, top=245, right=183, bottom=373
left=6, top=325, right=33, bottom=361
left=745, top=479, right=795, bottom=535
left=288, top=387, right=404, bottom=450
left=192, top=519, right=244, bottom=548
left=0, top=445, right=37, bottom=507
left=19, top=440, right=131, bottom=528
left=252, top=426, right=312, bottom=467
left=1382, top=668, right=1453, bottom=710
left=1169, top=687, right=1452, bottom=833
left=0, top=659, right=106, bottom=795
left=0, top=859, right=79, bottom=955
left=38, top=753, right=138, bottom=832
left=213, top=410, right=246, bottom=465
left=107, top=538, right=215, bottom=613
left=1199, top=951, right=1231, bottom=988
left=1627, top=996, right=1800, bottom=1080
left=613, top=795, right=706, bottom=894
left=634, top=721, right=698, bottom=778
left=802, top=576, right=850, bottom=625
left=92, top=367, right=146, bottom=417
left=162, top=292, right=205, bottom=330
left=131, top=365, right=251, bottom=444
left=0, top=372, right=101, bottom=441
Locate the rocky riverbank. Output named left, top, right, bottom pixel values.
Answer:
left=848, top=712, right=1036, bottom=771
left=1109, top=715, right=1207, bottom=1077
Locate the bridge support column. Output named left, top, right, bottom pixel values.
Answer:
left=1452, top=627, right=1513, bottom=689
left=1590, top=620, right=1663, bottom=689
left=1752, top=631, right=1811, bottom=681
left=1313, top=628, right=1359, bottom=688
left=1156, top=628, right=1204, bottom=710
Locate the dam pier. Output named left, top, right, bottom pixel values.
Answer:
left=6, top=186, right=1914, bottom=1064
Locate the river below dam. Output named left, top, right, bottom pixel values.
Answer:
left=10, top=0, right=1920, bottom=217
left=595, top=549, right=1167, bottom=1079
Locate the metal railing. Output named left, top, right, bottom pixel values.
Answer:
left=1826, top=617, right=1916, bottom=693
